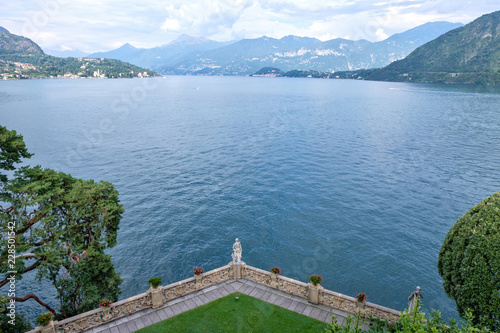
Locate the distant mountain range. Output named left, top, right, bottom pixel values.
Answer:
left=3, top=9, right=498, bottom=83
left=86, top=34, right=233, bottom=71
left=0, top=28, right=158, bottom=79
left=341, top=10, right=500, bottom=84
left=44, top=48, right=89, bottom=58
left=84, top=22, right=462, bottom=75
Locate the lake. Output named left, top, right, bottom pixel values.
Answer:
left=1, top=76, right=500, bottom=323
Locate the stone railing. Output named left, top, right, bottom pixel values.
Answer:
left=29, top=265, right=233, bottom=332
left=241, top=265, right=400, bottom=323
left=30, top=239, right=403, bottom=332
left=320, top=289, right=400, bottom=323
left=243, top=265, right=308, bottom=299
left=56, top=292, right=151, bottom=332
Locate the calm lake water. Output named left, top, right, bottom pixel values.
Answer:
left=1, top=76, right=500, bottom=323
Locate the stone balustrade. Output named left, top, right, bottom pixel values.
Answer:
left=29, top=240, right=402, bottom=332
left=241, top=264, right=400, bottom=323
left=242, top=265, right=308, bottom=299
left=320, top=289, right=400, bottom=323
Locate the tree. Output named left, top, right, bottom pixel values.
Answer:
left=438, top=192, right=500, bottom=330
left=0, top=125, right=32, bottom=184
left=0, top=126, right=123, bottom=319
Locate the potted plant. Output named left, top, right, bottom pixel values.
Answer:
left=356, top=292, right=367, bottom=311
left=148, top=276, right=164, bottom=308
left=148, top=276, right=162, bottom=289
left=356, top=293, right=367, bottom=303
left=309, top=274, right=323, bottom=286
left=307, top=274, right=323, bottom=304
left=270, top=266, right=281, bottom=275
left=100, top=299, right=113, bottom=307
left=193, top=266, right=204, bottom=276
left=36, top=312, right=53, bottom=326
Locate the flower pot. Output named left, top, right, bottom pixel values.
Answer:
left=40, top=320, right=56, bottom=333
left=356, top=301, right=365, bottom=311
left=195, top=274, right=202, bottom=288
left=271, top=273, right=279, bottom=288
left=100, top=307, right=113, bottom=321
left=307, top=283, right=322, bottom=304
left=150, top=286, right=164, bottom=308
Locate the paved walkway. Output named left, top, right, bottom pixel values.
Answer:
left=84, top=279, right=355, bottom=333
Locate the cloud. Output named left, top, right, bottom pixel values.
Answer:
left=2, top=0, right=498, bottom=52
left=160, top=0, right=254, bottom=36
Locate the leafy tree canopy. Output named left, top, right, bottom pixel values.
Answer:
left=0, top=125, right=32, bottom=183
left=438, top=192, right=500, bottom=330
left=0, top=126, right=123, bottom=320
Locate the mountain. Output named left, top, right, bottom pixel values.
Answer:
left=362, top=21, right=463, bottom=68
left=387, top=11, right=500, bottom=73
left=0, top=29, right=159, bottom=79
left=44, top=48, right=89, bottom=58
left=85, top=22, right=460, bottom=75
left=88, top=43, right=144, bottom=62
left=87, top=35, right=229, bottom=70
left=0, top=28, right=44, bottom=55
left=355, top=10, right=500, bottom=84
left=160, top=21, right=462, bottom=75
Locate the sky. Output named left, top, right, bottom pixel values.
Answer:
left=1, top=0, right=498, bottom=53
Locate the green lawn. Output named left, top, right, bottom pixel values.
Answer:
left=137, top=292, right=328, bottom=333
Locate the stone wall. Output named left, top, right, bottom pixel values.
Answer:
left=29, top=263, right=400, bottom=332
left=241, top=265, right=400, bottom=322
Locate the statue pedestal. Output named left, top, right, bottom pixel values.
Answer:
left=307, top=283, right=322, bottom=304
left=230, top=261, right=245, bottom=280
left=39, top=321, right=56, bottom=333
left=356, top=301, right=366, bottom=312
left=149, top=287, right=164, bottom=308
left=271, top=273, right=279, bottom=288
left=195, top=275, right=203, bottom=289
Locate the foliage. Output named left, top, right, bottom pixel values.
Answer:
left=309, top=274, right=323, bottom=286
left=438, top=192, right=500, bottom=330
left=270, top=266, right=281, bottom=274
left=52, top=245, right=122, bottom=318
left=326, top=309, right=365, bottom=333
left=148, top=277, right=162, bottom=288
left=0, top=53, right=159, bottom=79
left=193, top=267, right=204, bottom=276
left=137, top=292, right=327, bottom=333
left=325, top=300, right=493, bottom=332
left=0, top=126, right=124, bottom=319
left=356, top=293, right=367, bottom=302
left=100, top=299, right=112, bottom=307
left=0, top=312, right=32, bottom=333
left=35, top=312, right=52, bottom=326
left=0, top=126, right=32, bottom=184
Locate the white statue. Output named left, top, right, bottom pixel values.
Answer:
left=231, top=238, right=242, bottom=263
left=408, top=286, right=423, bottom=311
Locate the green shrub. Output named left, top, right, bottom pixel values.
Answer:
left=325, top=300, right=492, bottom=332
left=148, top=277, right=162, bottom=288
left=309, top=274, right=323, bottom=286
left=35, top=312, right=52, bottom=326
left=438, top=192, right=500, bottom=330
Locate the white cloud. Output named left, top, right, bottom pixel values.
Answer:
left=160, top=0, right=254, bottom=35
left=1, top=0, right=498, bottom=52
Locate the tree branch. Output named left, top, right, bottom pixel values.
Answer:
left=16, top=213, right=46, bottom=235
left=2, top=253, right=37, bottom=265
left=0, top=258, right=43, bottom=288
left=9, top=293, right=57, bottom=315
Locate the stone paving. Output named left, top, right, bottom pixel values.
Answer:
left=83, top=279, right=355, bottom=333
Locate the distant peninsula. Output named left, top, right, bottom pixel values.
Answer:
left=0, top=27, right=159, bottom=80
